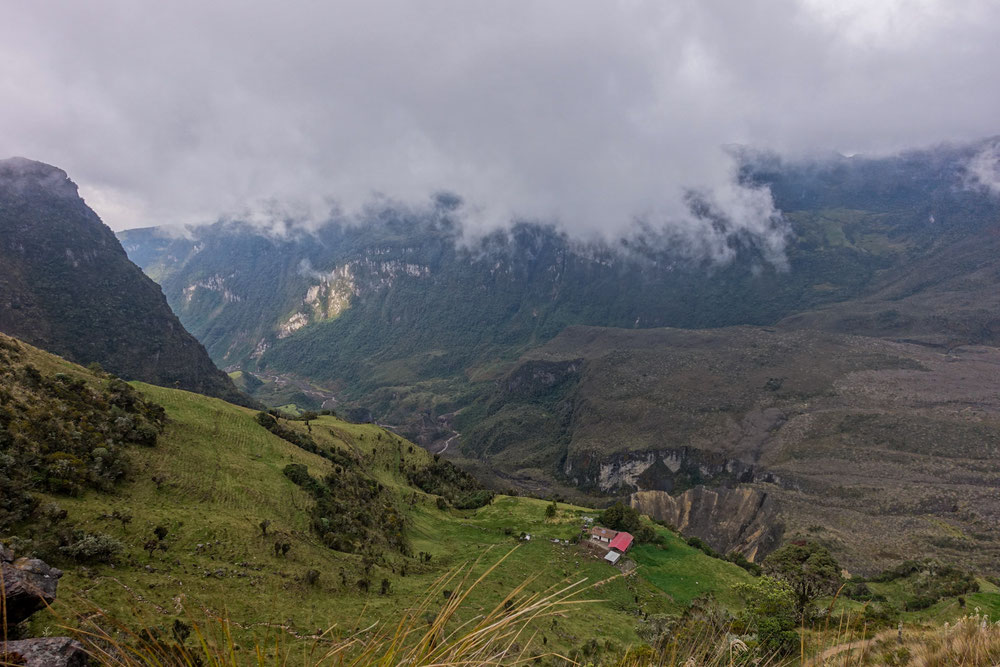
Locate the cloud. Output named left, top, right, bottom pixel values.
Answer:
left=1, top=1, right=999, bottom=264
left=966, top=140, right=1000, bottom=196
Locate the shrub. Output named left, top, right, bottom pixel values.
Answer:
left=60, top=532, right=125, bottom=564
left=734, top=576, right=798, bottom=656
left=763, top=541, right=841, bottom=618
left=408, top=460, right=493, bottom=509
left=545, top=500, right=557, bottom=518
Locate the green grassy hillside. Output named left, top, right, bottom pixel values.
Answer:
left=6, top=335, right=1000, bottom=665
left=1, top=333, right=760, bottom=662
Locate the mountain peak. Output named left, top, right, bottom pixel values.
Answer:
left=0, top=156, right=78, bottom=198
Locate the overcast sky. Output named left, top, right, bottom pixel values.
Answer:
left=2, top=1, right=999, bottom=245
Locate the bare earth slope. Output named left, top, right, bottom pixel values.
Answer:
left=464, top=325, right=1000, bottom=575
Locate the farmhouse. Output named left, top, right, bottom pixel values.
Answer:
left=590, top=526, right=616, bottom=543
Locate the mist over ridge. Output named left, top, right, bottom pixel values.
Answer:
left=3, top=0, right=1000, bottom=267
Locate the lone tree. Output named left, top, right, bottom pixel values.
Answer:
left=545, top=499, right=557, bottom=518
left=259, top=519, right=271, bottom=537
left=600, top=502, right=641, bottom=533
left=301, top=411, right=319, bottom=432
left=763, top=541, right=842, bottom=618
left=734, top=576, right=799, bottom=656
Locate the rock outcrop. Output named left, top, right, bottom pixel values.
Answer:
left=2, top=544, right=88, bottom=667
left=0, top=638, right=88, bottom=667
left=1, top=548, right=62, bottom=625
left=631, top=485, right=783, bottom=562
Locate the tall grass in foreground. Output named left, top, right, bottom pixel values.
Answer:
left=58, top=547, right=603, bottom=666
left=15, top=550, right=1000, bottom=666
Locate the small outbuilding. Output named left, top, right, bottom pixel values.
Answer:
left=604, top=551, right=621, bottom=565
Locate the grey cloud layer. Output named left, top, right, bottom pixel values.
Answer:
left=2, top=1, right=999, bottom=252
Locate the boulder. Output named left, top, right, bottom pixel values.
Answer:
left=2, top=549, right=63, bottom=627
left=0, top=637, right=89, bottom=667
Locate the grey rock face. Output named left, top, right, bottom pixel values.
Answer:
left=0, top=637, right=89, bottom=667
left=631, top=485, right=783, bottom=562
left=1, top=555, right=63, bottom=626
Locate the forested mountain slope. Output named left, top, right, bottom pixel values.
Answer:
left=119, top=139, right=1000, bottom=438
left=0, top=157, right=246, bottom=404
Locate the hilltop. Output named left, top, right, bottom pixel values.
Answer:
left=0, top=157, right=245, bottom=404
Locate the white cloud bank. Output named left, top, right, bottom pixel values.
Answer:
left=1, top=1, right=999, bottom=260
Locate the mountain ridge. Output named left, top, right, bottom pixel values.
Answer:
left=0, top=157, right=248, bottom=405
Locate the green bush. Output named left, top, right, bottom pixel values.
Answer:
left=734, top=576, right=799, bottom=656
left=408, top=460, right=493, bottom=509
left=60, top=532, right=125, bottom=564
left=0, top=347, right=164, bottom=533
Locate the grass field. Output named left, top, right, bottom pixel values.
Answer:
left=10, top=336, right=1000, bottom=664
left=7, top=355, right=750, bottom=661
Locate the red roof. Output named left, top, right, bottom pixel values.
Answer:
left=608, top=532, right=633, bottom=552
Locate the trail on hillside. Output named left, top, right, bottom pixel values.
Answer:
left=807, top=630, right=896, bottom=665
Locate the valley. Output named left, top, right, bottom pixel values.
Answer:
left=7, top=4, right=1000, bottom=663
left=5, top=141, right=1000, bottom=665
left=117, top=139, right=1000, bottom=578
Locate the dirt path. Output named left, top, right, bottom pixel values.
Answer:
left=807, top=630, right=895, bottom=665
left=438, top=431, right=460, bottom=454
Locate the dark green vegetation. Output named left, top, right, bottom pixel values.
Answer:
left=869, top=559, right=981, bottom=611
left=282, top=461, right=409, bottom=555
left=763, top=541, right=842, bottom=618
left=0, top=333, right=164, bottom=556
left=0, top=157, right=246, bottom=404
left=406, top=458, right=495, bottom=509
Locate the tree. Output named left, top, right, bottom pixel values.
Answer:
left=545, top=499, right=557, bottom=518
left=144, top=538, right=160, bottom=559
left=259, top=519, right=271, bottom=537
left=153, top=525, right=168, bottom=541
left=600, top=502, right=641, bottom=533
left=763, top=541, right=842, bottom=618
left=734, top=576, right=798, bottom=655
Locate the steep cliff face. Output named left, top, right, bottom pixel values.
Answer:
left=563, top=447, right=770, bottom=494
left=0, top=157, right=246, bottom=404
left=631, top=486, right=783, bottom=561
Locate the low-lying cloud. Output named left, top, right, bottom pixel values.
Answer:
left=2, top=1, right=999, bottom=265
left=967, top=140, right=1000, bottom=196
